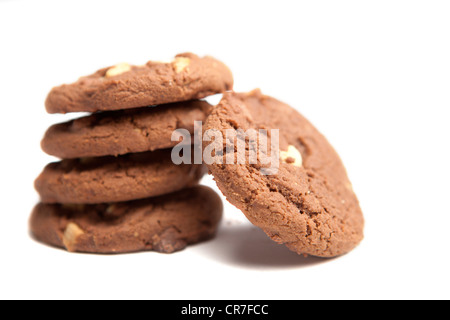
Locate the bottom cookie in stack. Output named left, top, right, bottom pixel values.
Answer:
left=30, top=186, right=223, bottom=254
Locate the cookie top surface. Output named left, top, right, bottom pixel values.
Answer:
left=42, top=100, right=211, bottom=159
left=203, top=90, right=364, bottom=258
left=35, top=149, right=206, bottom=204
left=45, top=53, right=233, bottom=114
left=30, top=186, right=223, bottom=254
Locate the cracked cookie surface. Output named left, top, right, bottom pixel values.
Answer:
left=30, top=186, right=223, bottom=254
left=203, top=90, right=364, bottom=258
left=45, top=53, right=233, bottom=114
left=42, top=100, right=211, bottom=159
left=35, top=149, right=206, bottom=204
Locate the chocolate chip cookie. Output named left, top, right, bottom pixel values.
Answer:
left=35, top=149, right=206, bottom=204
left=45, top=53, right=233, bottom=114
left=30, top=186, right=223, bottom=254
left=203, top=90, right=364, bottom=258
left=42, top=100, right=211, bottom=159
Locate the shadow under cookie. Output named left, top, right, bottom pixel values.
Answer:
left=196, top=222, right=328, bottom=269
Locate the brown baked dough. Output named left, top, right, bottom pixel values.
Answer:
left=35, top=149, right=206, bottom=204
left=30, top=186, right=223, bottom=254
left=42, top=100, right=211, bottom=159
left=203, top=90, right=364, bottom=258
left=45, top=53, right=233, bottom=114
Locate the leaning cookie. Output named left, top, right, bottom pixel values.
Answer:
left=45, top=53, right=233, bottom=114
left=203, top=90, right=364, bottom=258
left=42, top=100, right=211, bottom=159
left=35, top=149, right=206, bottom=204
left=30, top=186, right=223, bottom=254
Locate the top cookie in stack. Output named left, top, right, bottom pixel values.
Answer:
left=30, top=53, right=232, bottom=254
left=45, top=53, right=233, bottom=114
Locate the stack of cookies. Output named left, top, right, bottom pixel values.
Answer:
left=31, top=52, right=365, bottom=258
left=30, top=53, right=233, bottom=254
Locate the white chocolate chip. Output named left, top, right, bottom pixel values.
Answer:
left=62, top=223, right=84, bottom=252
left=153, top=58, right=175, bottom=64
left=106, top=204, right=116, bottom=214
left=172, top=57, right=191, bottom=73
left=105, top=63, right=131, bottom=78
left=280, top=145, right=303, bottom=167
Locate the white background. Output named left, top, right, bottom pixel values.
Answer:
left=0, top=0, right=449, bottom=300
